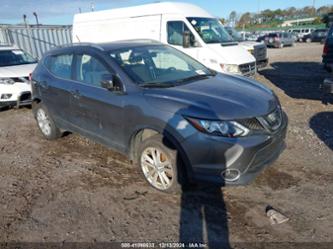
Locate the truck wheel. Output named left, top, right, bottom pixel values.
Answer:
left=33, top=103, right=62, bottom=140
left=137, top=134, right=185, bottom=193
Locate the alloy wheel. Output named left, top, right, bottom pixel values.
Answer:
left=140, top=147, right=174, bottom=190
left=36, top=108, right=52, bottom=136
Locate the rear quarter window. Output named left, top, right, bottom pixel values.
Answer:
left=45, top=54, right=73, bottom=80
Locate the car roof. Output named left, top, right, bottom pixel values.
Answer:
left=44, top=39, right=163, bottom=56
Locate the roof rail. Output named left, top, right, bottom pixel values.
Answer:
left=56, top=42, right=105, bottom=51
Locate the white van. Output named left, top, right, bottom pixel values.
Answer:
left=72, top=2, right=256, bottom=76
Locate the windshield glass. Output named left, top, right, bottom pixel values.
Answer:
left=0, top=49, right=37, bottom=67
left=186, top=17, right=234, bottom=44
left=225, top=27, right=244, bottom=42
left=109, top=45, right=213, bottom=86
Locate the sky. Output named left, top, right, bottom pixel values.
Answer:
left=0, top=0, right=332, bottom=25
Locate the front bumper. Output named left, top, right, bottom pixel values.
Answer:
left=256, top=58, right=269, bottom=69
left=181, top=112, right=288, bottom=186
left=0, top=82, right=32, bottom=107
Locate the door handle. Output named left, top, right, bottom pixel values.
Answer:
left=70, top=89, right=81, bottom=99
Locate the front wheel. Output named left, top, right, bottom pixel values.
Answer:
left=137, top=135, right=184, bottom=193
left=33, top=103, right=62, bottom=140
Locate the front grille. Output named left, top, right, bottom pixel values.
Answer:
left=239, top=62, right=256, bottom=76
left=253, top=45, right=267, bottom=61
left=239, top=118, right=264, bottom=131
left=19, top=92, right=31, bottom=102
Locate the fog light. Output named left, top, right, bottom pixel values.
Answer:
left=1, top=94, right=12, bottom=99
left=221, top=169, right=240, bottom=182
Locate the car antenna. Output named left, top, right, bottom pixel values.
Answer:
left=76, top=35, right=81, bottom=43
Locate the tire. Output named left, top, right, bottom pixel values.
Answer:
left=137, top=134, right=185, bottom=193
left=306, top=38, right=311, bottom=43
left=33, top=103, right=62, bottom=140
left=279, top=43, right=284, bottom=48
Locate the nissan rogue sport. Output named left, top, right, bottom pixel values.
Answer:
left=31, top=40, right=288, bottom=193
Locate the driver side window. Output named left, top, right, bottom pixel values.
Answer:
left=167, top=21, right=196, bottom=47
left=76, top=54, right=110, bottom=87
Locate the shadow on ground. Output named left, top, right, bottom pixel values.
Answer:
left=179, top=186, right=230, bottom=248
left=260, top=62, right=330, bottom=101
left=309, top=112, right=333, bottom=150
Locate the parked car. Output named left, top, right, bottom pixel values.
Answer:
left=265, top=32, right=294, bottom=48
left=0, top=45, right=37, bottom=108
left=225, top=27, right=268, bottom=68
left=31, top=41, right=288, bottom=193
left=323, top=25, right=333, bottom=72
left=72, top=2, right=256, bottom=76
left=302, top=29, right=328, bottom=43
left=256, top=34, right=268, bottom=43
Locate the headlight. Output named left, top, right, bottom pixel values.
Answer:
left=220, top=64, right=240, bottom=74
left=187, top=117, right=249, bottom=137
left=248, top=49, right=254, bottom=54
left=0, top=78, right=15, bottom=84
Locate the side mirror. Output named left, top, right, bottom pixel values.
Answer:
left=183, top=31, right=191, bottom=48
left=101, top=74, right=122, bottom=92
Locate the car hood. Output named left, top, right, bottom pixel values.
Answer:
left=207, top=44, right=255, bottom=65
left=144, top=74, right=277, bottom=120
left=0, top=63, right=37, bottom=78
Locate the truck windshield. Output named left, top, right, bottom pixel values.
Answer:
left=187, top=17, right=234, bottom=44
left=225, top=27, right=244, bottom=42
left=0, top=49, right=37, bottom=67
left=109, top=45, right=214, bottom=87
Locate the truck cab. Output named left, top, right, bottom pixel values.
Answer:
left=225, top=26, right=268, bottom=69
left=72, top=2, right=256, bottom=76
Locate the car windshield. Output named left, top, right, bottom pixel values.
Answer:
left=225, top=27, right=244, bottom=42
left=186, top=17, right=234, bottom=44
left=109, top=45, right=213, bottom=86
left=0, top=49, right=37, bottom=67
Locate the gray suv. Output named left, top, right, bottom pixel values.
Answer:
left=31, top=40, right=287, bottom=193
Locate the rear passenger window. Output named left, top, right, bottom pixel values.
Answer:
left=76, top=54, right=110, bottom=87
left=46, top=54, right=73, bottom=80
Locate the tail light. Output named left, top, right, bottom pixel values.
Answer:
left=28, top=73, right=32, bottom=81
left=323, top=42, right=329, bottom=56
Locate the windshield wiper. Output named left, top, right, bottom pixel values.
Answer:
left=138, top=82, right=176, bottom=88
left=175, top=73, right=216, bottom=84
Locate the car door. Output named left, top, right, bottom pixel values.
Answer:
left=162, top=19, right=201, bottom=61
left=42, top=52, right=74, bottom=128
left=70, top=50, right=126, bottom=151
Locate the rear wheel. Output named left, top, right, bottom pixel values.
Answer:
left=33, top=103, right=62, bottom=140
left=306, top=38, right=312, bottom=43
left=137, top=135, right=184, bottom=193
left=279, top=43, right=284, bottom=48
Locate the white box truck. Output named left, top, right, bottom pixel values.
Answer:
left=72, top=2, right=256, bottom=76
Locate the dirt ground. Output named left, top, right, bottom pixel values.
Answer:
left=0, top=43, right=332, bottom=248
